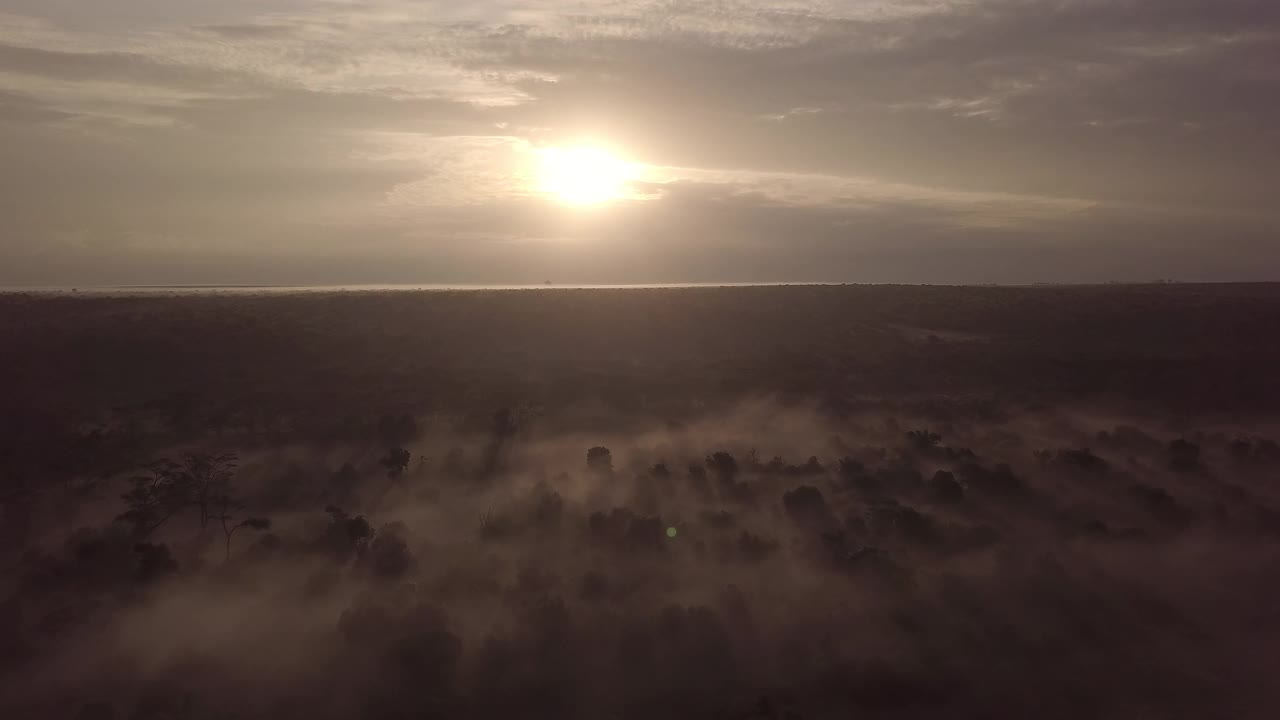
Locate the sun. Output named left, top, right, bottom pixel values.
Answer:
left=536, top=146, right=631, bottom=205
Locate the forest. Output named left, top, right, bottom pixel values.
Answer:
left=2, top=284, right=1280, bottom=719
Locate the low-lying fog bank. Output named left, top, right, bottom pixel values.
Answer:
left=4, top=401, right=1279, bottom=719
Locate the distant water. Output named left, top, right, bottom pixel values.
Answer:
left=1, top=282, right=823, bottom=295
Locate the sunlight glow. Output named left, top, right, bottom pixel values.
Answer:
left=536, top=146, right=632, bottom=205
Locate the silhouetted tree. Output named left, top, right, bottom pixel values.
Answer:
left=838, top=457, right=878, bottom=494
left=220, top=517, right=270, bottom=561
left=587, top=446, right=613, bottom=476
left=1053, top=448, right=1110, bottom=475
left=336, top=595, right=461, bottom=710
left=928, top=470, right=965, bottom=503
left=792, top=455, right=825, bottom=476
left=958, top=462, right=1025, bottom=496
left=687, top=462, right=711, bottom=500
left=906, top=430, right=942, bottom=452
left=1130, top=483, right=1187, bottom=522
left=1097, top=425, right=1162, bottom=453
left=782, top=485, right=835, bottom=529
left=182, top=453, right=238, bottom=529
left=706, top=451, right=738, bottom=485
left=365, top=522, right=412, bottom=577
left=492, top=407, right=519, bottom=437
left=699, top=509, right=736, bottom=530
left=121, top=455, right=240, bottom=537
left=205, top=477, right=270, bottom=560
left=321, top=505, right=375, bottom=558
left=380, top=447, right=412, bottom=478
left=330, top=462, right=361, bottom=501
left=1228, top=436, right=1280, bottom=466
left=867, top=500, right=940, bottom=546
left=528, top=482, right=564, bottom=532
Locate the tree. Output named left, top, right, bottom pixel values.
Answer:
left=380, top=447, right=412, bottom=478
left=208, top=481, right=270, bottom=560
left=1054, top=448, right=1110, bottom=475
left=687, top=462, right=711, bottom=500
left=928, top=470, right=965, bottom=503
left=321, top=505, right=375, bottom=558
left=121, top=452, right=268, bottom=560
left=706, top=452, right=738, bottom=485
left=782, top=485, right=835, bottom=528
left=221, top=517, right=271, bottom=561
left=587, top=447, right=613, bottom=475
left=906, top=430, right=942, bottom=452
left=365, top=522, right=412, bottom=577
left=837, top=457, right=868, bottom=482
left=120, top=450, right=238, bottom=535
left=165, top=453, right=238, bottom=530
left=119, top=459, right=192, bottom=538
left=330, top=462, right=361, bottom=501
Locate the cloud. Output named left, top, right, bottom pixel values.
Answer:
left=0, top=0, right=1277, bottom=283
left=194, top=23, right=300, bottom=40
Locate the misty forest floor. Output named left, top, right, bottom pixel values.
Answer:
left=2, top=284, right=1280, bottom=719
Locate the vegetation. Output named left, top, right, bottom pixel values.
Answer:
left=1, top=284, right=1280, bottom=718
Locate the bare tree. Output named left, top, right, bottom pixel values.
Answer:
left=210, top=489, right=270, bottom=561
left=182, top=453, right=238, bottom=529
left=119, top=459, right=191, bottom=538
left=121, top=452, right=266, bottom=559
left=221, top=516, right=271, bottom=561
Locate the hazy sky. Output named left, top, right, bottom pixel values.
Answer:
left=1, top=0, right=1277, bottom=285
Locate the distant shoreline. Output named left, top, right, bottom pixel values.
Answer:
left=3, top=280, right=1276, bottom=295
left=3, top=282, right=805, bottom=295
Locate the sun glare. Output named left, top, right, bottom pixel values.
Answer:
left=537, top=146, right=631, bottom=205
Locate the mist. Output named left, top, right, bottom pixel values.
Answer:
left=3, top=286, right=1280, bottom=718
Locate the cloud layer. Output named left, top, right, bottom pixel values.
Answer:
left=1, top=0, right=1278, bottom=284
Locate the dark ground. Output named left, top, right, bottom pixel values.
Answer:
left=1, top=284, right=1279, bottom=719
left=5, top=283, right=1280, bottom=432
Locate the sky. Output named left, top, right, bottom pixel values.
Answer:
left=1, top=0, right=1277, bottom=286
